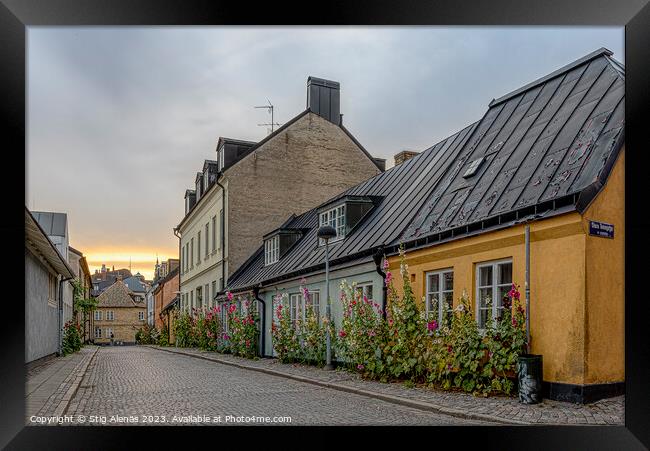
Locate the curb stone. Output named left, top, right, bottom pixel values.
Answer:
left=53, top=346, right=99, bottom=419
left=147, top=345, right=525, bottom=425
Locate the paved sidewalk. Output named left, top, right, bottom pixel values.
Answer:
left=26, top=346, right=99, bottom=424
left=149, top=345, right=623, bottom=426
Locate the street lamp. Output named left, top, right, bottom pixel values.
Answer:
left=318, top=225, right=337, bottom=371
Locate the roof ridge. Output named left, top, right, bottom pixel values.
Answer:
left=489, top=47, right=613, bottom=108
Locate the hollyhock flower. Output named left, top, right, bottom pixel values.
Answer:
left=368, top=330, right=376, bottom=337
left=427, top=320, right=438, bottom=332
left=357, top=364, right=364, bottom=370
left=246, top=340, right=250, bottom=347
left=447, top=345, right=453, bottom=353
left=382, top=258, right=389, bottom=271
left=339, top=330, right=347, bottom=338
left=385, top=271, right=393, bottom=287
left=447, top=363, right=453, bottom=371
left=226, top=291, right=234, bottom=301
left=229, top=304, right=237, bottom=314
left=300, top=277, right=307, bottom=285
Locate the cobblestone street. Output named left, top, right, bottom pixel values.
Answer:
left=62, top=346, right=489, bottom=425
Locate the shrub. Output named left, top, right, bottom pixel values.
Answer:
left=227, top=295, right=259, bottom=359
left=271, top=293, right=301, bottom=363
left=135, top=323, right=158, bottom=345
left=174, top=311, right=194, bottom=347
left=158, top=327, right=169, bottom=347
left=62, top=320, right=83, bottom=355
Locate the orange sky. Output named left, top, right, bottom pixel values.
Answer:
left=84, top=251, right=177, bottom=280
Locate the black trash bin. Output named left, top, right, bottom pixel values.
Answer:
left=517, top=354, right=543, bottom=404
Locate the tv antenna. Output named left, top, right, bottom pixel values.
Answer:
left=254, top=99, right=282, bottom=134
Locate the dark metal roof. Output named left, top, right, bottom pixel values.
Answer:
left=401, top=49, right=624, bottom=242
left=224, top=120, right=478, bottom=293
left=32, top=211, right=67, bottom=237
left=25, top=208, right=75, bottom=279
left=225, top=49, right=624, bottom=294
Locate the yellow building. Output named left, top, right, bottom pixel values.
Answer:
left=388, top=48, right=624, bottom=404
left=94, top=280, right=147, bottom=345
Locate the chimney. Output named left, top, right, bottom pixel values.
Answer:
left=307, top=76, right=340, bottom=125
left=394, top=150, right=419, bottom=166
left=117, top=273, right=123, bottom=281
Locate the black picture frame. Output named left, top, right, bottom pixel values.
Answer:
left=2, top=1, right=649, bottom=449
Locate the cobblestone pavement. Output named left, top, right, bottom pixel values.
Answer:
left=151, top=346, right=624, bottom=426
left=64, top=346, right=489, bottom=426
left=26, top=346, right=98, bottom=424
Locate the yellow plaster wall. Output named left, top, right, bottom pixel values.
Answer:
left=389, top=212, right=591, bottom=385
left=582, top=147, right=625, bottom=384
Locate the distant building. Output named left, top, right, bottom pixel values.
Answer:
left=68, top=246, right=94, bottom=343
left=91, top=266, right=132, bottom=297
left=154, top=266, right=179, bottom=337
left=25, top=207, right=75, bottom=363
left=94, top=280, right=147, bottom=345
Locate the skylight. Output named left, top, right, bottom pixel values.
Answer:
left=463, top=156, right=485, bottom=178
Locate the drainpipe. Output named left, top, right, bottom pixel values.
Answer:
left=215, top=171, right=226, bottom=291
left=372, top=246, right=388, bottom=319
left=253, top=286, right=266, bottom=358
left=525, top=225, right=531, bottom=354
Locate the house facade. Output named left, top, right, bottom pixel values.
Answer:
left=176, top=76, right=385, bottom=314
left=68, top=246, right=95, bottom=343
left=25, top=208, right=76, bottom=363
left=154, top=266, right=179, bottom=331
left=94, top=280, right=147, bottom=345
left=224, top=48, right=625, bottom=403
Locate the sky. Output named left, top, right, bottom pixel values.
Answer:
left=26, top=26, right=624, bottom=280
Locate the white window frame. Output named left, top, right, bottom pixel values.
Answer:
left=106, top=310, right=114, bottom=321
left=425, top=269, right=454, bottom=325
left=264, top=235, right=280, bottom=266
left=106, top=328, right=113, bottom=338
left=318, top=204, right=346, bottom=245
left=138, top=311, right=145, bottom=321
left=190, top=238, right=194, bottom=269
left=475, top=258, right=513, bottom=330
left=95, top=327, right=102, bottom=338
left=205, top=223, right=210, bottom=258
left=211, top=216, right=217, bottom=253
left=196, top=286, right=202, bottom=309
left=197, top=231, right=201, bottom=265
left=218, top=146, right=225, bottom=170
left=355, top=282, right=374, bottom=302
left=289, top=293, right=301, bottom=327
left=203, top=170, right=210, bottom=192
left=94, top=310, right=102, bottom=321
left=302, top=291, right=321, bottom=322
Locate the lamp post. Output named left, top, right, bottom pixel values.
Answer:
left=318, top=225, right=337, bottom=371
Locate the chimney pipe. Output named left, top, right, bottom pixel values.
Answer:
left=307, top=76, right=340, bottom=125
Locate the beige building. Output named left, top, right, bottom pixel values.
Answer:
left=94, top=280, right=146, bottom=344
left=175, top=76, right=385, bottom=312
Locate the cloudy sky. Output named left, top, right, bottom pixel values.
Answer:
left=27, top=27, right=623, bottom=279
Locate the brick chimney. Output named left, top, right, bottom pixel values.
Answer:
left=307, top=76, right=340, bottom=125
left=394, top=150, right=419, bottom=166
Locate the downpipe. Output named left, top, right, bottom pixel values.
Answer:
left=372, top=246, right=388, bottom=319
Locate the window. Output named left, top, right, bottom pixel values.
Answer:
left=221, top=302, right=229, bottom=332
left=205, top=284, right=210, bottom=308
left=219, top=277, right=224, bottom=291
left=288, top=292, right=321, bottom=326
left=425, top=269, right=454, bottom=326
left=181, top=246, right=185, bottom=274
left=48, top=274, right=57, bottom=307
left=190, top=290, right=194, bottom=310
left=138, top=311, right=145, bottom=321
left=205, top=223, right=209, bottom=258
left=106, top=328, right=113, bottom=338
left=218, top=146, right=225, bottom=170
left=196, top=286, right=202, bottom=309
left=476, top=259, right=513, bottom=329
left=95, top=327, right=102, bottom=338
left=219, top=209, right=224, bottom=250
left=197, top=231, right=201, bottom=264
left=106, top=311, right=114, bottom=321
left=265, top=235, right=280, bottom=265
left=204, top=170, right=210, bottom=192
left=190, top=238, right=194, bottom=268
left=212, top=281, right=217, bottom=299
left=211, top=216, right=217, bottom=252
left=319, top=204, right=346, bottom=244
left=355, top=283, right=374, bottom=302
left=94, top=310, right=102, bottom=321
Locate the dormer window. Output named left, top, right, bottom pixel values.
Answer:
left=264, top=235, right=280, bottom=265
left=263, top=228, right=304, bottom=266
left=203, top=169, right=210, bottom=192
left=317, top=196, right=377, bottom=246
left=218, top=145, right=225, bottom=171
left=319, top=204, right=346, bottom=244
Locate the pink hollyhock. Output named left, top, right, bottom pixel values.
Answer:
left=245, top=340, right=250, bottom=347
left=385, top=271, right=392, bottom=287
left=447, top=345, right=453, bottom=353
left=357, top=364, right=364, bottom=370
left=427, top=320, right=438, bottom=332
left=339, top=330, right=347, bottom=338
left=226, top=291, right=234, bottom=301
left=382, top=258, right=389, bottom=271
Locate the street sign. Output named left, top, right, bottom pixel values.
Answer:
left=589, top=221, right=614, bottom=239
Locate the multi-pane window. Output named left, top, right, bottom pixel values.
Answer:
left=106, top=328, right=113, bottom=338
left=218, top=147, right=224, bottom=170
left=219, top=209, right=224, bottom=250
left=138, top=311, right=145, bottom=321
left=196, top=286, right=203, bottom=309
left=221, top=302, right=229, bottom=332
left=219, top=277, right=224, bottom=291
left=289, top=292, right=321, bottom=326
left=48, top=274, right=57, bottom=306
left=319, top=204, right=346, bottom=244
left=197, top=231, right=201, bottom=264
left=211, top=216, right=217, bottom=252
left=355, top=283, right=374, bottom=301
left=425, top=269, right=454, bottom=326
left=205, top=223, right=210, bottom=258
left=212, top=281, right=217, bottom=299
left=205, top=284, right=210, bottom=308
left=265, top=235, right=280, bottom=265
left=94, top=310, right=102, bottom=321
left=476, top=259, right=513, bottom=329
left=95, top=327, right=102, bottom=338
left=190, top=238, right=194, bottom=268
left=106, top=311, right=114, bottom=321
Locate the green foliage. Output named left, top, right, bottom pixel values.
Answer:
left=174, top=310, right=195, bottom=347
left=271, top=293, right=301, bottom=363
left=135, top=323, right=159, bottom=345
left=62, top=320, right=82, bottom=355
left=157, top=327, right=169, bottom=347
left=226, top=296, right=259, bottom=358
